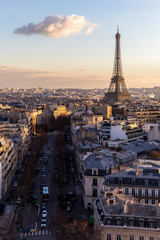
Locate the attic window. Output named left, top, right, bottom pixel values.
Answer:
left=92, top=169, right=98, bottom=175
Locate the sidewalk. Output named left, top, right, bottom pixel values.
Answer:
left=0, top=205, right=15, bottom=229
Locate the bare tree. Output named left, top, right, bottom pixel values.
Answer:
left=49, top=208, right=100, bottom=240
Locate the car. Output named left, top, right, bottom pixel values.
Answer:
left=41, top=202, right=47, bottom=209
left=42, top=210, right=47, bottom=218
left=41, top=222, right=46, bottom=228
left=13, top=181, right=18, bottom=187
left=66, top=201, right=72, bottom=212
left=41, top=179, right=46, bottom=183
left=58, top=194, right=67, bottom=202
left=41, top=216, right=47, bottom=222
left=42, top=205, right=46, bottom=210
left=30, top=194, right=37, bottom=200
left=67, top=192, right=77, bottom=202
left=16, top=198, right=21, bottom=204
left=71, top=168, right=74, bottom=173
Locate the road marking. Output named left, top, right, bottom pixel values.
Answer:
left=20, top=233, right=22, bottom=237
left=35, top=231, right=37, bottom=235
left=39, top=230, right=41, bottom=235
left=50, top=230, right=52, bottom=235
left=46, top=230, right=48, bottom=235
left=32, top=232, right=34, bottom=235
left=24, top=233, right=27, bottom=237
left=28, top=232, right=30, bottom=236
left=42, top=230, right=45, bottom=235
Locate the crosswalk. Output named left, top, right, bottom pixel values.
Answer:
left=20, top=230, right=53, bottom=237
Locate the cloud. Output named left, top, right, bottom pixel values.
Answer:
left=14, top=14, right=100, bottom=38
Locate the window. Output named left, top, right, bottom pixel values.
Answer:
left=116, top=219, right=121, bottom=226
left=139, top=237, right=144, bottom=240
left=117, top=235, right=121, bottom=240
left=130, top=236, right=134, bottom=240
left=110, top=178, right=113, bottom=184
left=152, top=190, right=155, bottom=197
left=93, top=170, right=97, bottom=175
left=149, top=221, right=155, bottom=228
left=93, top=178, right=97, bottom=186
left=93, top=188, right=97, bottom=197
left=158, top=190, right=160, bottom=198
left=106, top=219, right=111, bottom=225
left=129, top=220, right=134, bottom=227
left=150, top=237, right=154, bottom=240
left=145, top=199, right=148, bottom=204
left=145, top=189, right=148, bottom=197
left=152, top=199, right=155, bottom=205
left=138, top=189, right=142, bottom=196
left=125, top=188, right=129, bottom=195
left=132, top=188, right=135, bottom=196
left=107, top=234, right=111, bottom=240
left=139, top=221, right=144, bottom=227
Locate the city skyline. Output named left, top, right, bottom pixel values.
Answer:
left=0, top=0, right=160, bottom=89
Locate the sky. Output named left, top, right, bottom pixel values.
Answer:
left=0, top=0, right=160, bottom=89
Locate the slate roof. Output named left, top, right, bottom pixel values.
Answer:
left=84, top=153, right=117, bottom=170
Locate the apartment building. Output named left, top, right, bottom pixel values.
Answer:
left=82, top=152, right=118, bottom=209
left=0, top=136, right=18, bottom=199
left=99, top=120, right=143, bottom=146
left=94, top=190, right=160, bottom=240
left=104, top=165, right=160, bottom=205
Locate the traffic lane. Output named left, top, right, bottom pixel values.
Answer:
left=37, top=134, right=55, bottom=230
left=45, top=134, right=59, bottom=229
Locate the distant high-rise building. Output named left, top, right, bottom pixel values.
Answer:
left=104, top=28, right=131, bottom=104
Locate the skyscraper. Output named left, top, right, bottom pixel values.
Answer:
left=104, top=28, right=131, bottom=104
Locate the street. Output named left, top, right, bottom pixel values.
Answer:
left=19, top=130, right=86, bottom=240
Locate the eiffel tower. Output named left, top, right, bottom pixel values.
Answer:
left=104, top=27, right=131, bottom=104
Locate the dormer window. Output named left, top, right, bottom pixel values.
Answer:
left=105, top=217, right=112, bottom=225
left=92, top=168, right=98, bottom=175
left=116, top=218, right=121, bottom=226
left=110, top=178, right=113, bottom=184
left=145, top=179, right=149, bottom=185
left=129, top=218, right=134, bottom=227
left=149, top=220, right=155, bottom=228
left=138, top=219, right=144, bottom=227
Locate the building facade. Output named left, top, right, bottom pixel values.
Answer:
left=94, top=190, right=160, bottom=240
left=0, top=137, right=18, bottom=199
left=104, top=165, right=160, bottom=205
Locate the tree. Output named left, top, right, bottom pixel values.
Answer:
left=56, top=116, right=71, bottom=132
left=50, top=209, right=100, bottom=240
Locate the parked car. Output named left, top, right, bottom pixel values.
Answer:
left=41, top=217, right=47, bottom=222
left=67, top=192, right=77, bottom=202
left=30, top=194, right=37, bottom=200
left=41, top=222, right=46, bottom=228
left=13, top=181, right=18, bottom=187
left=66, top=201, right=72, bottom=212
left=42, top=210, right=47, bottom=218
left=16, top=198, right=21, bottom=204
left=41, top=202, right=47, bottom=210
